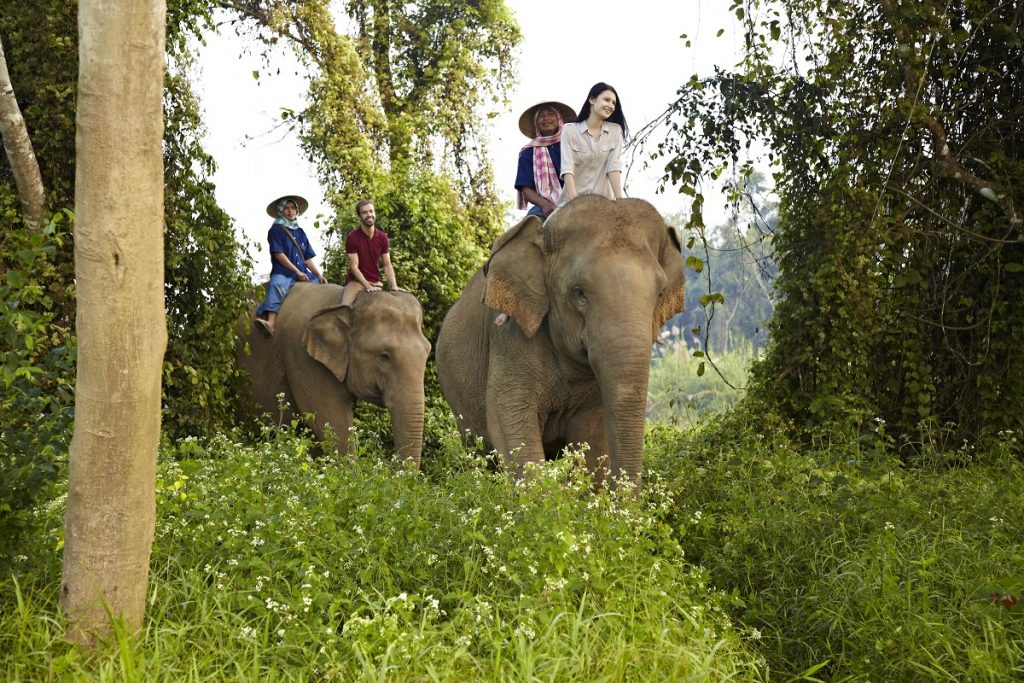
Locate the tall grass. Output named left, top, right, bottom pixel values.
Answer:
left=648, top=341, right=755, bottom=428
left=6, top=409, right=1020, bottom=681
left=646, top=418, right=1024, bottom=681
left=0, top=421, right=761, bottom=681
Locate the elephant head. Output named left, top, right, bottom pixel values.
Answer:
left=301, top=291, right=431, bottom=466
left=483, top=196, right=685, bottom=484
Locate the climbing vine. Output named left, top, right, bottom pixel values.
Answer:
left=648, top=0, right=1024, bottom=455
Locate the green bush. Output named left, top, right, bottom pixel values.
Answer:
left=0, top=426, right=762, bottom=680
left=646, top=419, right=1024, bottom=681
left=0, top=211, right=74, bottom=569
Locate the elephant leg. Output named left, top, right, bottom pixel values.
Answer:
left=289, top=378, right=355, bottom=457
left=565, top=404, right=610, bottom=488
left=486, top=388, right=544, bottom=477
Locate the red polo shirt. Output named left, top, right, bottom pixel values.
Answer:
left=345, top=227, right=390, bottom=284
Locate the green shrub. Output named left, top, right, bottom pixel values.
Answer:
left=646, top=419, right=1024, bottom=681
left=0, top=211, right=74, bottom=569
left=1, top=426, right=762, bottom=680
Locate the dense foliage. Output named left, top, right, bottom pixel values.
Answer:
left=651, top=0, right=1024, bottom=453
left=0, top=424, right=761, bottom=680
left=0, top=0, right=255, bottom=561
left=646, top=419, right=1024, bottom=680
left=0, top=210, right=74, bottom=565
left=4, top=416, right=1021, bottom=679
left=0, top=1, right=78, bottom=564
left=220, top=0, right=519, bottom=338
left=162, top=64, right=255, bottom=437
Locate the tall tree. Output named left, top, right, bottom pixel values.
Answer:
left=61, top=0, right=167, bottom=647
left=0, top=0, right=256, bottom=441
left=219, top=0, right=521, bottom=338
left=652, top=0, right=1024, bottom=453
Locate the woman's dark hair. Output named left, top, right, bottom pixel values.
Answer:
left=576, top=82, right=628, bottom=139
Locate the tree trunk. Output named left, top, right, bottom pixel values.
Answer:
left=0, top=36, right=47, bottom=228
left=61, top=0, right=168, bottom=649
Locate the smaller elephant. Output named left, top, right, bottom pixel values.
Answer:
left=236, top=283, right=431, bottom=466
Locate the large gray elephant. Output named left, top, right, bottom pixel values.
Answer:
left=436, top=195, right=685, bottom=485
left=236, top=283, right=431, bottom=466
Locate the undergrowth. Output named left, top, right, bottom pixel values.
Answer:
left=0, top=417, right=761, bottom=681
left=5, top=407, right=1021, bottom=681
left=646, top=417, right=1024, bottom=681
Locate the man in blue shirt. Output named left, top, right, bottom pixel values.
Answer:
left=255, top=194, right=327, bottom=336
left=514, top=100, right=575, bottom=219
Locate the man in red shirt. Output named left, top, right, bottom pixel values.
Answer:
left=341, top=199, right=404, bottom=306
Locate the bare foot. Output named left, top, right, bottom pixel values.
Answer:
left=495, top=313, right=509, bottom=326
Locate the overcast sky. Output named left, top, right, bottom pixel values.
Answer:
left=195, top=1, right=742, bottom=275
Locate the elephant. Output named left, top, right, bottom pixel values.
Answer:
left=436, top=195, right=685, bottom=486
left=236, top=282, right=431, bottom=466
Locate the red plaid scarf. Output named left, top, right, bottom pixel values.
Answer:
left=517, top=110, right=565, bottom=209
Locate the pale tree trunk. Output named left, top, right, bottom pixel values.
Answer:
left=0, top=36, right=47, bottom=227
left=62, top=0, right=167, bottom=649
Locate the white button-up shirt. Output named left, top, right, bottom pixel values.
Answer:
left=557, top=121, right=624, bottom=206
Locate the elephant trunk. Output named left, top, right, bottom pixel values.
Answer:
left=388, top=394, right=425, bottom=468
left=591, top=335, right=652, bottom=488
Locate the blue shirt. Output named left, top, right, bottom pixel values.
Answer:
left=267, top=222, right=317, bottom=280
left=514, top=144, right=563, bottom=194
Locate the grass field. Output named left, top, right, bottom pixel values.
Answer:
left=2, top=413, right=1021, bottom=681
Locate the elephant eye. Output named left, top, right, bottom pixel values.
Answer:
left=572, top=285, right=587, bottom=303
left=379, top=351, right=392, bottom=363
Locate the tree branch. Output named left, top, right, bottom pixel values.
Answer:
left=0, top=37, right=47, bottom=228
left=914, top=108, right=1021, bottom=227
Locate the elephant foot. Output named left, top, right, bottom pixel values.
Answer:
left=255, top=318, right=275, bottom=337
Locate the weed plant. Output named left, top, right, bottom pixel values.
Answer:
left=647, top=341, right=754, bottom=428
left=1, top=418, right=762, bottom=681
left=646, top=418, right=1024, bottom=681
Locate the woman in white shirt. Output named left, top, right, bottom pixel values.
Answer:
left=557, top=82, right=629, bottom=207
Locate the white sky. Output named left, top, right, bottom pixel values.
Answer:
left=195, top=1, right=743, bottom=275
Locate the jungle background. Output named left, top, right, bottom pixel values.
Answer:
left=2, top=0, right=1022, bottom=680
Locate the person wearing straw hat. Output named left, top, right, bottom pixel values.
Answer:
left=493, top=100, right=575, bottom=327
left=514, top=99, right=576, bottom=220
left=254, top=194, right=327, bottom=336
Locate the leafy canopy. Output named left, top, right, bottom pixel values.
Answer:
left=649, top=0, right=1024, bottom=454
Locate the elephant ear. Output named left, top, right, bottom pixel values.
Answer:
left=302, top=304, right=354, bottom=383
left=483, top=214, right=548, bottom=338
left=653, top=226, right=686, bottom=340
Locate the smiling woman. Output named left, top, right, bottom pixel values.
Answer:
left=557, top=82, right=627, bottom=208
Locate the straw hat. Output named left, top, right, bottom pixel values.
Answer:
left=265, top=194, right=310, bottom=218
left=517, top=100, right=577, bottom=138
